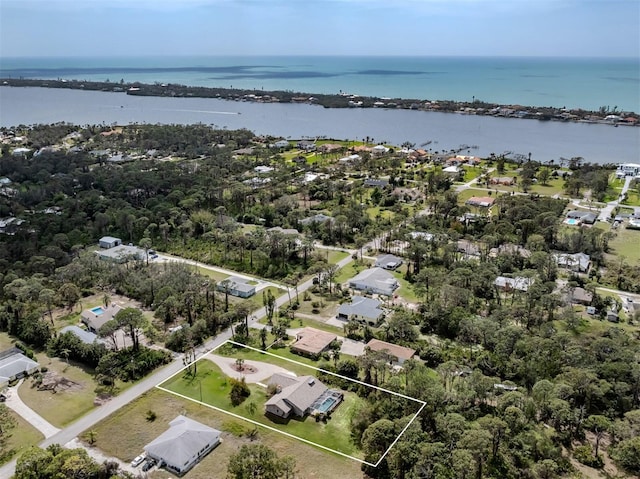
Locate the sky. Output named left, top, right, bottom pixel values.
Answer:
left=0, top=0, right=638, bottom=58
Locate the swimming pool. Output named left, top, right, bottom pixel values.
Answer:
left=90, top=306, right=105, bottom=315
left=317, top=397, right=337, bottom=413
left=565, top=218, right=580, bottom=225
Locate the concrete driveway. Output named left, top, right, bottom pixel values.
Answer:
left=204, top=354, right=297, bottom=384
left=4, top=380, right=60, bottom=439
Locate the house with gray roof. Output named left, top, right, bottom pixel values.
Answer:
left=364, top=178, right=389, bottom=188
left=99, top=236, right=122, bottom=249
left=554, top=252, right=591, bottom=273
left=348, top=267, right=399, bottom=297
left=144, top=415, right=221, bottom=476
left=337, top=296, right=385, bottom=326
left=299, top=213, right=333, bottom=226
left=96, top=245, right=145, bottom=263
left=374, top=253, right=403, bottom=270
left=265, top=374, right=338, bottom=419
left=0, top=348, right=39, bottom=389
left=494, top=276, right=533, bottom=292
left=81, top=303, right=123, bottom=334
left=60, top=325, right=105, bottom=346
left=217, top=276, right=256, bottom=298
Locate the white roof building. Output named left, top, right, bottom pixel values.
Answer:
left=144, top=415, right=221, bottom=476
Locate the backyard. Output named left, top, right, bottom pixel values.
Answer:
left=159, top=358, right=365, bottom=459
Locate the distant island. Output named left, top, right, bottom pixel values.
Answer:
left=2, top=77, right=638, bottom=127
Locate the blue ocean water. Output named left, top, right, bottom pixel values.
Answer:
left=1, top=56, right=638, bottom=112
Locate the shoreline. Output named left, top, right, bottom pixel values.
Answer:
left=2, top=78, right=638, bottom=127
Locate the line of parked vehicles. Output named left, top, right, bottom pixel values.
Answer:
left=131, top=454, right=156, bottom=471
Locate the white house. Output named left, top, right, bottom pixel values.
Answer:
left=348, top=268, right=399, bottom=297
left=99, top=236, right=122, bottom=249
left=144, top=416, right=221, bottom=476
left=0, top=348, right=40, bottom=389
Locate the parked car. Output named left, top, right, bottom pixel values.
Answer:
left=0, top=394, right=6, bottom=402
left=142, top=459, right=156, bottom=472
left=131, top=454, right=145, bottom=467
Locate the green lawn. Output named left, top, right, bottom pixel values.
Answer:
left=530, top=178, right=566, bottom=197
left=193, top=265, right=229, bottom=282
left=87, top=389, right=362, bottom=479
left=456, top=188, right=503, bottom=206
left=334, top=260, right=373, bottom=285
left=326, top=250, right=350, bottom=264
left=19, top=355, right=99, bottom=428
left=1, top=410, right=44, bottom=465
left=160, top=359, right=364, bottom=459
left=391, top=267, right=421, bottom=303
left=366, top=206, right=395, bottom=221
left=607, top=227, right=640, bottom=263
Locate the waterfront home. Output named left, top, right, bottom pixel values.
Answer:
left=273, top=140, right=289, bottom=148
left=144, top=416, right=221, bottom=476
left=616, top=163, right=640, bottom=178
left=297, top=140, right=316, bottom=151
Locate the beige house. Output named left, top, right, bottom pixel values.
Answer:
left=366, top=339, right=416, bottom=366
left=290, top=327, right=337, bottom=358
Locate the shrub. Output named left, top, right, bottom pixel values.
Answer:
left=229, top=377, right=251, bottom=406
left=573, top=445, right=603, bottom=469
left=146, top=410, right=157, bottom=422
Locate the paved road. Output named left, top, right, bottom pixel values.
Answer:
left=4, top=380, right=60, bottom=439
left=0, top=246, right=357, bottom=478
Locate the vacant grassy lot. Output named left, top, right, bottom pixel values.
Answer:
left=19, top=355, right=104, bottom=428
left=530, top=178, right=566, bottom=197
left=607, top=226, right=640, bottom=263
left=1, top=410, right=44, bottom=465
left=326, top=249, right=350, bottom=264
left=88, top=389, right=362, bottom=479
left=217, top=343, right=320, bottom=374
left=392, top=267, right=421, bottom=303
left=160, top=360, right=364, bottom=459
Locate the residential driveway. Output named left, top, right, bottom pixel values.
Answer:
left=5, top=380, right=60, bottom=439
left=340, top=337, right=366, bottom=356
left=204, top=354, right=297, bottom=384
left=65, top=438, right=141, bottom=475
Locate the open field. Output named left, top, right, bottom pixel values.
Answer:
left=326, top=249, right=350, bottom=264
left=607, top=226, right=640, bottom=263
left=334, top=260, right=373, bottom=284
left=530, top=177, right=566, bottom=196
left=391, top=267, right=421, bottom=303
left=159, top=358, right=364, bottom=459
left=1, top=410, right=44, bottom=465
left=87, top=388, right=362, bottom=479
left=217, top=342, right=321, bottom=373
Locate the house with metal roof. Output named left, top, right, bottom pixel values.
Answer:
left=144, top=415, right=221, bottom=476
left=337, top=296, right=386, bottom=326
left=99, top=236, right=122, bottom=249
left=0, top=348, right=39, bottom=389
left=348, top=267, right=399, bottom=297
